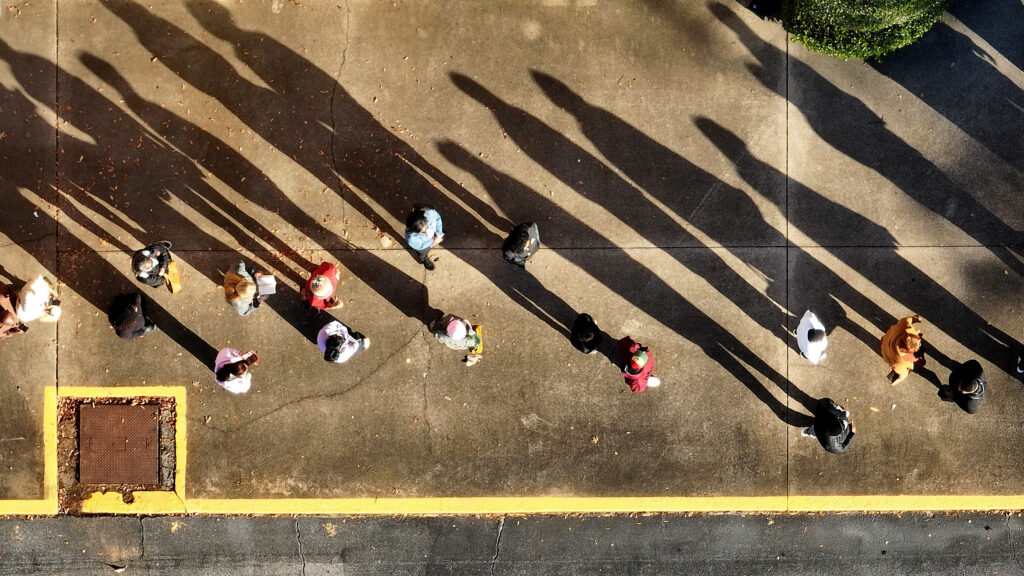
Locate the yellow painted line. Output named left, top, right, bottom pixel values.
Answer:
left=0, top=387, right=58, bottom=516
left=186, top=496, right=790, bottom=515
left=3, top=387, right=1024, bottom=515
left=789, top=495, right=1024, bottom=512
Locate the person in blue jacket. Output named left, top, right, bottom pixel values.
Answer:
left=404, top=206, right=444, bottom=270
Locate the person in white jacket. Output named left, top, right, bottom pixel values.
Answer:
left=796, top=310, right=828, bottom=364
left=317, top=320, right=370, bottom=364
left=213, top=348, right=257, bottom=393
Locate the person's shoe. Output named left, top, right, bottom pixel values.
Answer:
left=647, top=377, right=661, bottom=388
left=422, top=258, right=435, bottom=271
left=1016, top=354, right=1023, bottom=374
left=142, top=322, right=156, bottom=335
left=800, top=427, right=815, bottom=438
left=362, top=337, right=371, bottom=350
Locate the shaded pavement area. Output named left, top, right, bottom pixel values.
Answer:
left=0, top=0, right=1021, bottom=508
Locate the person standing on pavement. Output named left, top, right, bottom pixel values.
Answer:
left=801, top=398, right=855, bottom=454
left=939, top=359, right=986, bottom=414
left=502, top=222, right=541, bottom=268
left=213, top=348, right=258, bottom=394
left=107, top=292, right=156, bottom=340
left=796, top=310, right=828, bottom=364
left=404, top=205, right=444, bottom=270
left=0, top=282, right=28, bottom=339
left=318, top=320, right=371, bottom=364
left=881, top=314, right=925, bottom=385
left=132, top=241, right=174, bottom=289
left=224, top=261, right=266, bottom=317
left=430, top=313, right=482, bottom=365
left=301, top=261, right=343, bottom=310
left=15, top=275, right=61, bottom=323
left=617, top=336, right=660, bottom=392
left=570, top=313, right=602, bottom=355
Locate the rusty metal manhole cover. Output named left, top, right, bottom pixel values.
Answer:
left=78, top=404, right=159, bottom=485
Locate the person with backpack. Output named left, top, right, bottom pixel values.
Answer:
left=801, top=398, right=856, bottom=454
left=404, top=205, right=444, bottom=270
left=501, top=222, right=540, bottom=268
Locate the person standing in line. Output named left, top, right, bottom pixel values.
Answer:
left=317, top=320, right=371, bottom=364
left=570, top=313, right=602, bottom=355
left=15, top=275, right=61, bottom=323
left=801, top=398, right=855, bottom=454
left=107, top=292, right=155, bottom=340
left=430, top=313, right=482, bottom=365
left=0, top=282, right=28, bottom=339
left=224, top=261, right=266, bottom=317
left=939, top=359, right=986, bottom=414
left=301, top=261, right=343, bottom=310
left=404, top=206, right=444, bottom=270
left=213, top=348, right=258, bottom=394
left=501, top=222, right=541, bottom=268
left=796, top=310, right=828, bottom=364
left=617, top=336, right=660, bottom=392
left=881, top=314, right=925, bottom=385
left=132, top=241, right=174, bottom=288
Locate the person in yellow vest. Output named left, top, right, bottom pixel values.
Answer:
left=880, top=314, right=924, bottom=385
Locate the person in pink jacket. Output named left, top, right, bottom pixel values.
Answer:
left=617, top=336, right=660, bottom=393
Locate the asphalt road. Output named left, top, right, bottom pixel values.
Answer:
left=2, top=513, right=1022, bottom=575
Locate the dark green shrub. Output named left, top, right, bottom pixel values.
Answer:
left=782, top=0, right=951, bottom=60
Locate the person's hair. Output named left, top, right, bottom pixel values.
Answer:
left=507, top=225, right=532, bottom=253
left=405, top=210, right=428, bottom=233
left=959, top=379, right=980, bottom=393
left=107, top=293, right=141, bottom=331
left=131, top=252, right=154, bottom=273
left=235, top=280, right=256, bottom=300
left=807, top=328, right=825, bottom=343
left=578, top=328, right=596, bottom=343
left=323, top=335, right=344, bottom=362
left=216, top=361, right=247, bottom=382
left=820, top=416, right=843, bottom=437
left=900, top=333, right=922, bottom=353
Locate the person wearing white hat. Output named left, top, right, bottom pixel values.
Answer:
left=796, top=310, right=828, bottom=364
left=15, top=275, right=61, bottom=323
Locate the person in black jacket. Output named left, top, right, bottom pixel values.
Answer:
left=131, top=241, right=173, bottom=288
left=939, top=359, right=986, bottom=414
left=108, top=292, right=155, bottom=340
left=569, top=313, right=602, bottom=355
left=801, top=398, right=855, bottom=454
left=502, top=223, right=540, bottom=268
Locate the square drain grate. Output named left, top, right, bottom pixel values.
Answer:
left=78, top=404, right=160, bottom=485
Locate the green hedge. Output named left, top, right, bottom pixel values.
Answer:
left=782, top=0, right=951, bottom=60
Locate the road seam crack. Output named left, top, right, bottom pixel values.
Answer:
left=490, top=516, right=505, bottom=575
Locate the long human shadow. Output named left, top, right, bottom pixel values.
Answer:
left=696, top=117, right=1018, bottom=375
left=531, top=70, right=892, bottom=354
left=102, top=0, right=583, bottom=339
left=0, top=83, right=217, bottom=366
left=871, top=21, right=1024, bottom=175
left=450, top=73, right=795, bottom=349
left=439, top=141, right=816, bottom=426
left=708, top=3, right=1023, bottom=278
left=948, top=0, right=1024, bottom=72
left=0, top=40, right=337, bottom=346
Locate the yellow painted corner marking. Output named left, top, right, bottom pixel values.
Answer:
left=0, top=387, right=58, bottom=516
left=60, top=386, right=188, bottom=516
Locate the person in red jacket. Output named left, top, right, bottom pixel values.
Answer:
left=301, top=261, right=343, bottom=310
left=617, top=336, right=661, bottom=392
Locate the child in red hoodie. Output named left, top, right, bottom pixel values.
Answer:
left=617, top=336, right=661, bottom=393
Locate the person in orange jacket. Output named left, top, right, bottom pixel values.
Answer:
left=880, top=314, right=925, bottom=385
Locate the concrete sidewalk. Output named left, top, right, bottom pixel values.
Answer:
left=0, top=0, right=1021, bottom=513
